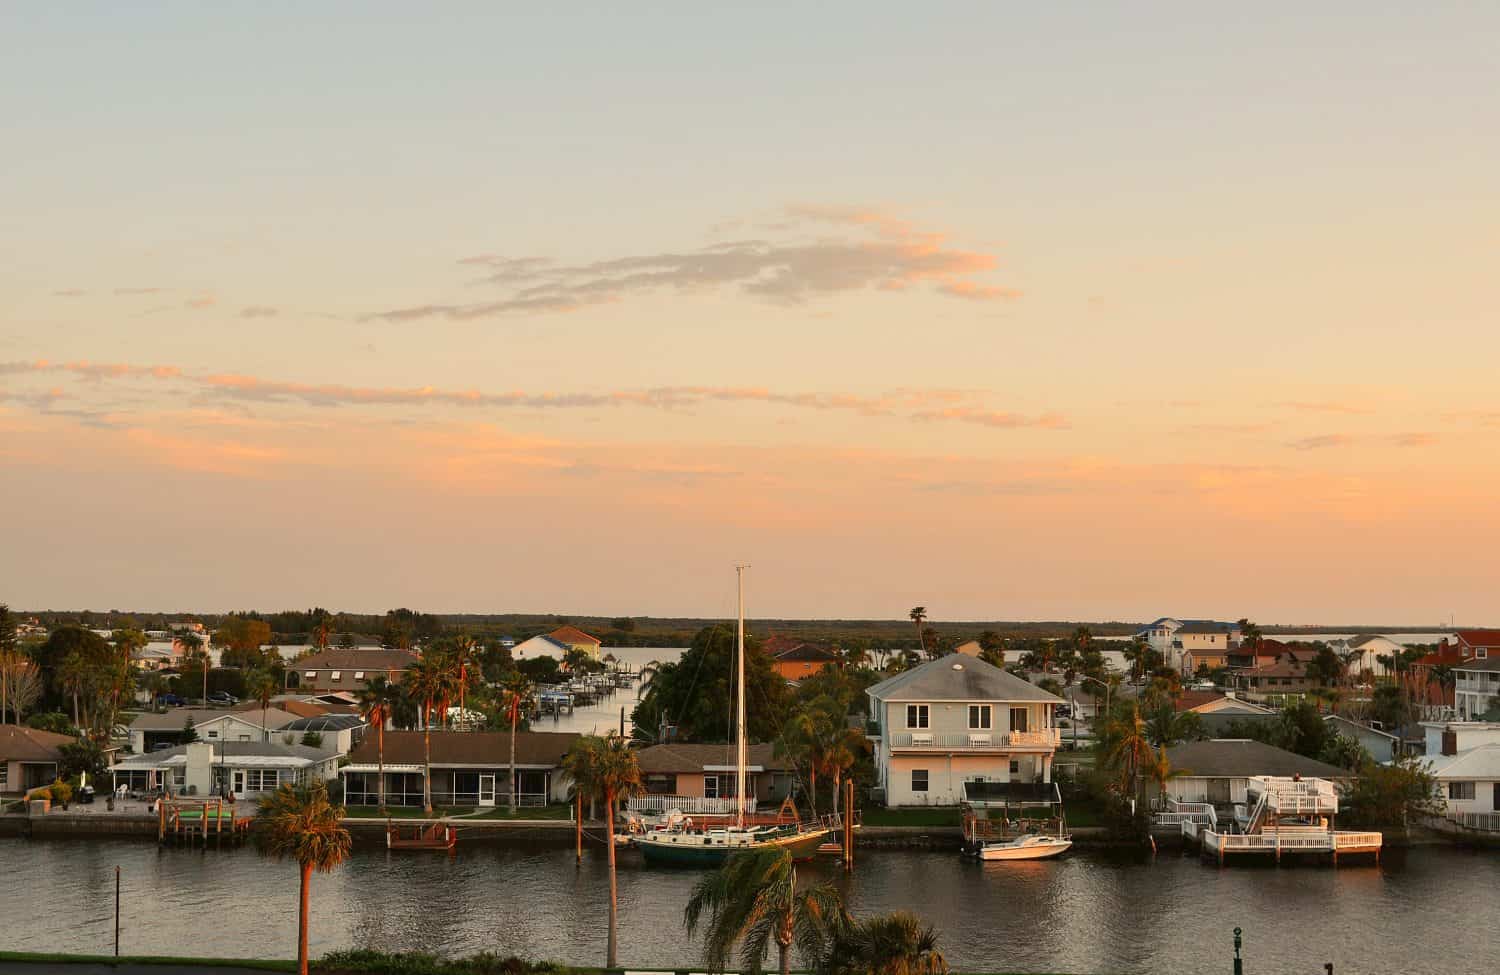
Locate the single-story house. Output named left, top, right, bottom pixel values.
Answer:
left=110, top=741, right=338, bottom=798
left=634, top=742, right=796, bottom=806
left=1174, top=691, right=1274, bottom=716
left=277, top=713, right=367, bottom=756
left=513, top=625, right=604, bottom=662
left=339, top=730, right=580, bottom=808
left=1323, top=714, right=1401, bottom=764
left=283, top=648, right=418, bottom=694
left=1427, top=744, right=1500, bottom=816
left=1160, top=739, right=1353, bottom=806
left=1236, top=652, right=1320, bottom=698
left=1, top=725, right=74, bottom=797
left=1334, top=635, right=1403, bottom=678
left=129, top=708, right=298, bottom=753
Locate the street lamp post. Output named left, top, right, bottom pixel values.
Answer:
left=1078, top=674, right=1112, bottom=723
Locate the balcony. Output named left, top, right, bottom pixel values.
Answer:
left=888, top=729, right=1060, bottom=750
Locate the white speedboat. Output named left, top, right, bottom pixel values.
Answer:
left=972, top=833, right=1072, bottom=861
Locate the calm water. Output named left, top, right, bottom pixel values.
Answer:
left=3, top=837, right=1496, bottom=974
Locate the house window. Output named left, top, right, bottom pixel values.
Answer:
left=644, top=774, right=676, bottom=795
left=1009, top=708, right=1029, bottom=733
left=0, top=765, right=7, bottom=787
left=354, top=671, right=365, bottom=680
left=968, top=705, right=992, bottom=730
left=331, top=671, right=341, bottom=681
left=206, top=730, right=219, bottom=739
left=703, top=774, right=741, bottom=799
left=304, top=671, right=316, bottom=679
left=911, top=769, right=929, bottom=793
left=906, top=705, right=930, bottom=729
left=1009, top=760, right=1020, bottom=775
left=242, top=769, right=282, bottom=792
left=1449, top=781, right=1476, bottom=800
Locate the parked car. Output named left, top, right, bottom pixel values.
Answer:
left=207, top=691, right=239, bottom=706
left=158, top=693, right=186, bottom=707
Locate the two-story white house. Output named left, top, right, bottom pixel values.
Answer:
left=1454, top=657, right=1500, bottom=721
left=866, top=656, right=1063, bottom=807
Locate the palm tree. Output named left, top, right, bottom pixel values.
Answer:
left=1141, top=744, right=1187, bottom=809
left=253, top=783, right=352, bottom=975
left=908, top=607, right=927, bottom=655
left=404, top=657, right=460, bottom=813
left=684, top=847, right=847, bottom=975
left=1105, top=701, right=1154, bottom=800
left=562, top=735, right=605, bottom=861
left=59, top=651, right=90, bottom=731
left=1122, top=637, right=1151, bottom=684
left=452, top=635, right=478, bottom=715
left=1143, top=703, right=1202, bottom=747
left=501, top=672, right=533, bottom=813
left=356, top=676, right=400, bottom=811
left=569, top=733, right=644, bottom=968
left=245, top=669, right=278, bottom=742
left=823, top=911, right=948, bottom=975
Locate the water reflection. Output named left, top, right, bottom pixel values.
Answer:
left=3, top=839, right=1496, bottom=974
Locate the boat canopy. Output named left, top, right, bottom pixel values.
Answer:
left=961, top=781, right=1061, bottom=809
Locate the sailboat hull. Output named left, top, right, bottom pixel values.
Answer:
left=636, top=827, right=831, bottom=866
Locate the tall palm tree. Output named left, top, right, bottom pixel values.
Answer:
left=684, top=847, right=847, bottom=975
left=823, top=911, right=948, bottom=975
left=1105, top=701, right=1154, bottom=800
left=501, top=672, right=533, bottom=813
left=1142, top=744, right=1187, bottom=808
left=59, top=651, right=90, bottom=731
left=246, top=669, right=278, bottom=742
left=356, top=676, right=400, bottom=811
left=581, top=733, right=644, bottom=968
left=1143, top=703, right=1202, bottom=748
left=253, top=783, right=352, bottom=975
left=404, top=657, right=460, bottom=813
left=908, top=607, right=927, bottom=655
left=452, top=635, right=478, bottom=715
left=562, top=735, right=605, bottom=860
left=780, top=705, right=835, bottom=816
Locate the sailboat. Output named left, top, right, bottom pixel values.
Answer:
left=635, top=566, right=833, bottom=866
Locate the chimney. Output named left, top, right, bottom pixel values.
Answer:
left=1442, top=727, right=1458, bottom=757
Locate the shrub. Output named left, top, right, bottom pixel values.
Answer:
left=49, top=779, right=74, bottom=804
left=315, top=950, right=567, bottom=975
left=26, top=787, right=52, bottom=802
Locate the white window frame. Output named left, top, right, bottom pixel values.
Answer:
left=353, top=671, right=365, bottom=680
left=967, top=705, right=992, bottom=730
left=1449, top=781, right=1475, bottom=800
left=906, top=704, right=930, bottom=729
left=1009, top=707, right=1029, bottom=733
left=331, top=671, right=341, bottom=680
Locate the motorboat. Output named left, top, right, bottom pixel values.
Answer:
left=968, top=832, right=1072, bottom=861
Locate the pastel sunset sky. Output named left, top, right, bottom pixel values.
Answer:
left=3, top=4, right=1497, bottom=622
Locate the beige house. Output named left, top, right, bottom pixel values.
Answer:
left=867, top=656, right=1062, bottom=807
left=635, top=742, right=796, bottom=806
left=1, top=725, right=73, bottom=797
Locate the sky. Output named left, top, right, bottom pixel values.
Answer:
left=2, top=3, right=1498, bottom=624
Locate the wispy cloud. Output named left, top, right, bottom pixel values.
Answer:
left=51, top=289, right=87, bottom=298
left=363, top=206, right=1019, bottom=322
left=239, top=306, right=279, bottom=319
left=1288, top=434, right=1356, bottom=450
left=113, top=287, right=167, bottom=296
left=1277, top=400, right=1373, bottom=415
left=185, top=296, right=216, bottom=309
left=1, top=358, right=1060, bottom=431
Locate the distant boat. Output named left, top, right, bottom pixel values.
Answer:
left=636, top=566, right=833, bottom=867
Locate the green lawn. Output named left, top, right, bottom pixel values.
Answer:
left=861, top=806, right=961, bottom=827
left=344, top=804, right=574, bottom=821
left=344, top=806, right=459, bottom=819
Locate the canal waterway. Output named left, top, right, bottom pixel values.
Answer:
left=3, top=838, right=1496, bottom=974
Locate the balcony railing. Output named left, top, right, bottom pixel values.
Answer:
left=888, top=729, right=1060, bottom=749
left=1448, top=811, right=1500, bottom=833
left=629, top=795, right=749, bottom=815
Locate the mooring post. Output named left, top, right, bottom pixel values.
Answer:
left=114, top=865, right=120, bottom=957
left=1233, top=926, right=1243, bottom=975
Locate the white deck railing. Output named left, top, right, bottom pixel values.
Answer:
left=1333, top=831, right=1383, bottom=849
left=889, top=729, right=1060, bottom=749
left=627, top=792, right=738, bottom=810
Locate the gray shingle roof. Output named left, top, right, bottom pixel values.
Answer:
left=282, top=714, right=366, bottom=732
left=1164, top=739, right=1351, bottom=779
left=1455, top=657, right=1500, bottom=673
left=129, top=708, right=298, bottom=731
left=867, top=656, right=1062, bottom=704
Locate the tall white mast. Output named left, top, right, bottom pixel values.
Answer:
left=735, top=563, right=748, bottom=829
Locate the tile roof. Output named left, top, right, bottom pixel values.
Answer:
left=1454, top=630, right=1500, bottom=650
left=636, top=742, right=792, bottom=774
left=867, top=656, right=1062, bottom=704
left=774, top=643, right=840, bottom=663
left=0, top=724, right=74, bottom=762
left=344, top=730, right=580, bottom=768
left=548, top=625, right=601, bottom=646
left=1165, top=739, right=1351, bottom=779
left=1173, top=691, right=1226, bottom=712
